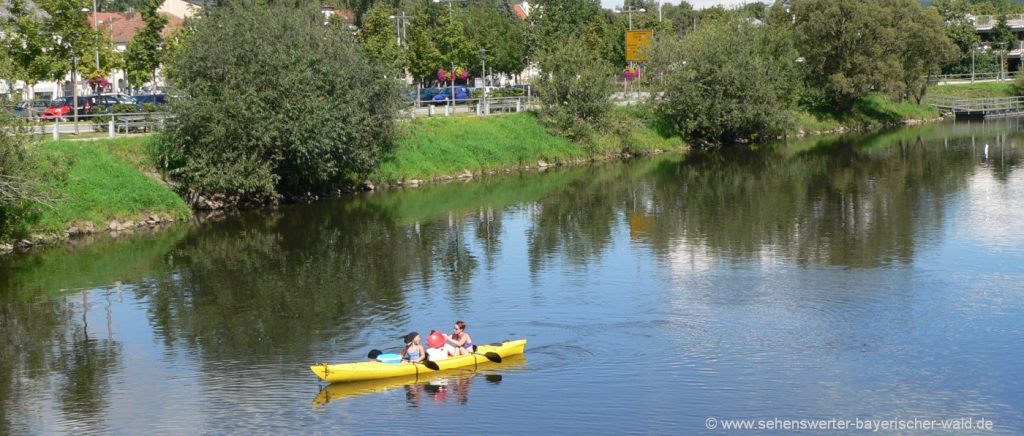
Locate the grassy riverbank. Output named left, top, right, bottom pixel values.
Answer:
left=926, top=82, right=1015, bottom=99
left=794, top=94, right=943, bottom=134
left=373, top=110, right=684, bottom=183
left=2, top=138, right=191, bottom=242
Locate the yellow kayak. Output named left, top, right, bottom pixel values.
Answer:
left=310, top=339, right=527, bottom=383
left=313, top=354, right=527, bottom=405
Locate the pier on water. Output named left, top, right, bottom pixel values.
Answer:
left=927, top=96, right=1024, bottom=119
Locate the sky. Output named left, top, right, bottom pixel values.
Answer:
left=599, top=0, right=764, bottom=10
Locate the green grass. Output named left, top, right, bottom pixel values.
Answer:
left=795, top=94, right=941, bottom=134
left=23, top=137, right=190, bottom=236
left=374, top=110, right=683, bottom=182
left=926, top=82, right=1016, bottom=99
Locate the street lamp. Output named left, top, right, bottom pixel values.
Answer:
left=615, top=6, right=646, bottom=31
left=389, top=12, right=412, bottom=47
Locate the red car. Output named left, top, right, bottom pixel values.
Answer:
left=40, top=97, right=92, bottom=121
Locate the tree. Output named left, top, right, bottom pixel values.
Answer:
left=124, top=0, right=168, bottom=89
left=156, top=0, right=402, bottom=202
left=882, top=0, right=957, bottom=103
left=405, top=6, right=443, bottom=83
left=653, top=17, right=800, bottom=146
left=791, top=0, right=898, bottom=109
left=534, top=36, right=614, bottom=145
left=359, top=2, right=406, bottom=77
left=1, top=0, right=59, bottom=100
left=435, top=8, right=475, bottom=76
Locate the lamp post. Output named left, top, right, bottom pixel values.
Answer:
left=389, top=12, right=412, bottom=47
left=92, top=0, right=99, bottom=70
left=615, top=6, right=646, bottom=31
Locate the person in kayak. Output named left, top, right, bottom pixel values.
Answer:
left=426, top=330, right=450, bottom=361
left=401, top=332, right=425, bottom=363
left=445, top=320, right=474, bottom=355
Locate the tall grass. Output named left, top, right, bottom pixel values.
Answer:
left=26, top=138, right=190, bottom=235
left=926, top=82, right=1015, bottom=99
left=374, top=111, right=683, bottom=182
left=795, top=94, right=941, bottom=134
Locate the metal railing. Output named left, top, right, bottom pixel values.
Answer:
left=973, top=14, right=1024, bottom=29
left=929, top=71, right=1018, bottom=85
left=925, top=95, right=1024, bottom=118
left=404, top=96, right=535, bottom=118
left=21, top=111, right=173, bottom=139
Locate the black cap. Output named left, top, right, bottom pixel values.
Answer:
left=403, top=332, right=419, bottom=345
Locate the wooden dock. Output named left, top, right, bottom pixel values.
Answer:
left=927, top=96, right=1024, bottom=119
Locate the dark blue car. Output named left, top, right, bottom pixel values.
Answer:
left=432, top=86, right=470, bottom=104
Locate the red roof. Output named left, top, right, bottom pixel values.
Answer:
left=512, top=4, right=527, bottom=21
left=321, top=6, right=354, bottom=23
left=89, top=11, right=184, bottom=44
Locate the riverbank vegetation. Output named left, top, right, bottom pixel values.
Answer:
left=152, top=1, right=402, bottom=205
left=0, top=136, right=189, bottom=244
left=375, top=110, right=682, bottom=183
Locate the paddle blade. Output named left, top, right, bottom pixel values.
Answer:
left=423, top=360, right=440, bottom=371
left=483, top=352, right=502, bottom=363
left=367, top=349, right=383, bottom=359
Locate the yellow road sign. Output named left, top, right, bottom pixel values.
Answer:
left=626, top=30, right=654, bottom=62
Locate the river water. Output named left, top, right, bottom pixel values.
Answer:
left=2, top=120, right=1023, bottom=434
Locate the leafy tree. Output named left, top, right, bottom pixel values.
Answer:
left=653, top=17, right=800, bottom=146
left=124, top=0, right=167, bottom=88
left=435, top=8, right=474, bottom=76
left=528, top=0, right=603, bottom=58
left=359, top=2, right=405, bottom=77
left=1, top=0, right=60, bottom=100
left=156, top=0, right=403, bottom=202
left=882, top=0, right=957, bottom=102
left=405, top=6, right=443, bottom=83
left=460, top=2, right=526, bottom=78
left=534, top=36, right=614, bottom=145
left=44, top=0, right=102, bottom=84
left=792, top=0, right=896, bottom=109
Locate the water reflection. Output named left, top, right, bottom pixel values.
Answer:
left=1, top=119, right=1022, bottom=433
left=313, top=355, right=525, bottom=407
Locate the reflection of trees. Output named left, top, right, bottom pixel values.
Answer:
left=0, top=293, right=120, bottom=434
left=642, top=126, right=983, bottom=267
left=144, top=201, right=482, bottom=359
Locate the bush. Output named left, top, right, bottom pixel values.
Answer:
left=654, top=18, right=800, bottom=146
left=154, top=0, right=402, bottom=202
left=534, top=36, right=614, bottom=146
left=0, top=107, right=42, bottom=239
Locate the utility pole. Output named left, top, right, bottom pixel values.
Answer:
left=93, top=0, right=100, bottom=71
left=481, top=48, right=486, bottom=88
left=390, top=12, right=412, bottom=47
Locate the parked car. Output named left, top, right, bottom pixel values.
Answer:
left=82, top=94, right=137, bottom=113
left=133, top=94, right=168, bottom=110
left=40, top=97, right=93, bottom=121
left=432, top=86, right=471, bottom=104
left=406, top=87, right=443, bottom=104
left=11, top=100, right=50, bottom=119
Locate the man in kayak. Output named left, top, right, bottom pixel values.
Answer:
left=401, top=332, right=425, bottom=363
left=445, top=320, right=474, bottom=355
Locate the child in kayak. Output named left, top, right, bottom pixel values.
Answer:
left=401, top=332, right=425, bottom=363
left=425, top=330, right=450, bottom=361
left=445, top=320, right=474, bottom=355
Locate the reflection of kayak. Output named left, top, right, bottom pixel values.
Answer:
left=313, top=354, right=527, bottom=405
left=310, top=339, right=527, bottom=383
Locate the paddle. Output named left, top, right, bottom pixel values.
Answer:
left=367, top=349, right=383, bottom=359
left=472, top=351, right=502, bottom=363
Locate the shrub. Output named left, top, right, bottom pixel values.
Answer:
left=534, top=36, right=614, bottom=146
left=654, top=18, right=800, bottom=146
left=154, top=0, right=402, bottom=202
left=0, top=107, right=42, bottom=239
